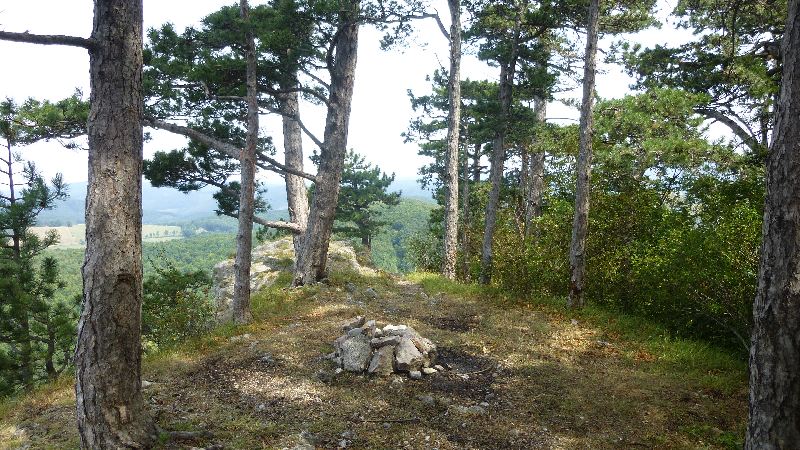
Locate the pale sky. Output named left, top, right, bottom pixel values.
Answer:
left=0, top=0, right=693, bottom=185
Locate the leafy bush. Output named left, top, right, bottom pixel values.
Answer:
left=142, top=258, right=215, bottom=349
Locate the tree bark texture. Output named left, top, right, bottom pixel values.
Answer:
left=279, top=81, right=309, bottom=257
left=480, top=40, right=520, bottom=284
left=75, top=0, right=156, bottom=447
left=567, top=0, right=600, bottom=308
left=746, top=1, right=800, bottom=447
left=441, top=0, right=463, bottom=280
left=231, top=0, right=259, bottom=325
left=294, top=2, right=360, bottom=285
left=525, top=97, right=546, bottom=238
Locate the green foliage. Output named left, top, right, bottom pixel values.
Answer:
left=142, top=255, right=215, bottom=350
left=0, top=98, right=77, bottom=397
left=368, top=198, right=436, bottom=272
left=316, top=150, right=401, bottom=249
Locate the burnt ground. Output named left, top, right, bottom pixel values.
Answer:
left=0, top=274, right=747, bottom=449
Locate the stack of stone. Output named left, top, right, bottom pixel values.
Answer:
left=331, top=316, right=442, bottom=379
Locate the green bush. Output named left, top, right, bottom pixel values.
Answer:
left=142, top=258, right=215, bottom=349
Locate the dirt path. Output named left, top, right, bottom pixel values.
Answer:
left=0, top=275, right=747, bottom=449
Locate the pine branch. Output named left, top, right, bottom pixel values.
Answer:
left=0, top=31, right=94, bottom=49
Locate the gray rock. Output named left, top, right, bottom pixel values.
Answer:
left=370, top=336, right=401, bottom=348
left=340, top=335, right=372, bottom=372
left=364, top=287, right=378, bottom=299
left=409, top=370, right=423, bottom=380
left=346, top=327, right=365, bottom=337
left=345, top=282, right=357, bottom=294
left=383, top=324, right=408, bottom=335
left=434, top=364, right=445, bottom=372
left=449, top=405, right=487, bottom=416
left=367, top=345, right=394, bottom=376
left=342, top=316, right=365, bottom=331
left=394, top=337, right=423, bottom=372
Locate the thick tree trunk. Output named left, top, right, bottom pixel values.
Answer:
left=294, top=3, right=360, bottom=285
left=441, top=0, right=462, bottom=280
left=567, top=0, right=600, bottom=308
left=279, top=81, right=309, bottom=257
left=746, top=1, right=800, bottom=447
left=525, top=97, right=546, bottom=238
left=75, top=0, right=156, bottom=447
left=231, top=0, right=260, bottom=325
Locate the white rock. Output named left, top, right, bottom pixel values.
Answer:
left=422, top=367, right=437, bottom=375
left=394, top=337, right=424, bottom=372
left=340, top=335, right=372, bottom=372
left=409, top=370, right=423, bottom=380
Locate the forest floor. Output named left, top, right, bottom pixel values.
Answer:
left=0, top=271, right=747, bottom=449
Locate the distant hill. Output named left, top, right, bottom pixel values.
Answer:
left=38, top=178, right=432, bottom=226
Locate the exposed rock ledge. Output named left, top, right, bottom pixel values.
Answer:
left=212, top=236, right=375, bottom=321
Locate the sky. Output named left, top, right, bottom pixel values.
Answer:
left=0, top=0, right=695, bottom=186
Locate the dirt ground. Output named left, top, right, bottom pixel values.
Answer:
left=0, top=274, right=747, bottom=449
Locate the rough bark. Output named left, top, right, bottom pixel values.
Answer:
left=480, top=37, right=520, bottom=284
left=294, top=2, right=360, bottom=285
left=441, top=0, right=463, bottom=280
left=746, top=0, right=800, bottom=447
left=525, top=97, right=546, bottom=238
left=231, top=0, right=259, bottom=325
left=278, top=80, right=310, bottom=257
left=75, top=0, right=156, bottom=447
left=567, top=0, right=600, bottom=309
left=461, top=138, right=472, bottom=280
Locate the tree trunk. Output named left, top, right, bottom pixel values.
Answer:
left=567, top=0, right=600, bottom=308
left=279, top=80, right=309, bottom=258
left=294, top=2, right=360, bottom=285
left=231, top=0, right=259, bottom=325
left=471, top=143, right=482, bottom=183
left=441, top=0, right=463, bottom=280
left=746, top=1, right=800, bottom=447
left=480, top=54, right=518, bottom=284
left=525, top=97, right=546, bottom=238
left=461, top=138, right=472, bottom=280
left=75, top=0, right=156, bottom=447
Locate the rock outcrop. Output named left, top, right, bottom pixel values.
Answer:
left=213, top=237, right=374, bottom=321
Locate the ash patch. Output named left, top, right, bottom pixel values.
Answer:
left=425, top=314, right=481, bottom=332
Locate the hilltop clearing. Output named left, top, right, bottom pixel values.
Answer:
left=0, top=272, right=746, bottom=449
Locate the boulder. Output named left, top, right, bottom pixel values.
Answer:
left=213, top=237, right=375, bottom=321
left=367, top=345, right=394, bottom=375
left=340, top=335, right=372, bottom=372
left=394, top=337, right=424, bottom=372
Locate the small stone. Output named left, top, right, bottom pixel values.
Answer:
left=342, top=316, right=365, bottom=331
left=345, top=282, right=357, bottom=294
left=417, top=394, right=436, bottom=406
left=256, top=403, right=266, bottom=412
left=364, top=287, right=378, bottom=299
left=370, top=335, right=401, bottom=348
left=450, top=405, right=487, bottom=416
left=141, top=380, right=154, bottom=388
left=383, top=324, right=408, bottom=335
left=479, top=401, right=490, bottom=407
left=340, top=430, right=355, bottom=440
left=434, top=365, right=445, bottom=372
left=335, top=367, right=344, bottom=374
left=373, top=328, right=384, bottom=337
left=570, top=319, right=579, bottom=326
left=409, top=370, right=423, bottom=380
left=338, top=439, right=348, bottom=448
left=346, top=327, right=365, bottom=337
left=259, top=353, right=275, bottom=364
left=383, top=422, right=391, bottom=429
left=422, top=367, right=437, bottom=375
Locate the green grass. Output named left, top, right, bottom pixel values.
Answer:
left=408, top=272, right=746, bottom=393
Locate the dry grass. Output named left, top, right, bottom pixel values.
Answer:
left=0, top=272, right=746, bottom=449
